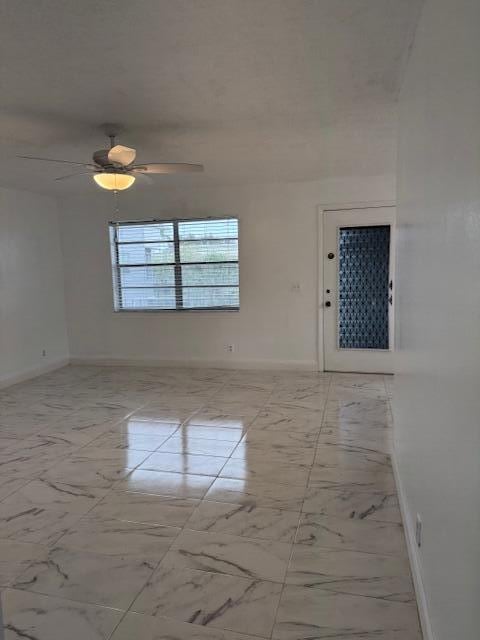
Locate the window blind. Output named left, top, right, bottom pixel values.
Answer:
left=109, top=217, right=239, bottom=311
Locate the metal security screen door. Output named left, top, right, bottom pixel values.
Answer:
left=339, top=225, right=390, bottom=349
left=323, top=207, right=395, bottom=373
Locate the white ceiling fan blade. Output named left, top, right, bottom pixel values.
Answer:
left=17, top=155, right=96, bottom=168
left=108, top=145, right=136, bottom=166
left=132, top=163, right=204, bottom=174
left=54, top=171, right=95, bottom=181
left=130, top=171, right=153, bottom=184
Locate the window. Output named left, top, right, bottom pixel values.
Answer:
left=109, top=217, right=239, bottom=311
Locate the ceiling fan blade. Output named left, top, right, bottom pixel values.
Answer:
left=130, top=171, right=153, bottom=185
left=108, top=145, right=136, bottom=166
left=54, top=171, right=95, bottom=181
left=132, top=163, right=204, bottom=174
left=17, top=155, right=96, bottom=168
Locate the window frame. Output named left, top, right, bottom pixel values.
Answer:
left=109, top=216, right=240, bottom=313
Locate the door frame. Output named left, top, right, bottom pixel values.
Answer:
left=316, top=201, right=396, bottom=371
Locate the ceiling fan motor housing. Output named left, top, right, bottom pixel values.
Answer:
left=93, top=149, right=120, bottom=169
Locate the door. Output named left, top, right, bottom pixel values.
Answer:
left=323, top=207, right=395, bottom=373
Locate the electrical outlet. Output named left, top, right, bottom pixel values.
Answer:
left=225, top=344, right=235, bottom=353
left=415, top=514, right=422, bottom=548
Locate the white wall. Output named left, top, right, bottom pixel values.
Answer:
left=0, top=187, right=69, bottom=385
left=394, top=1, right=480, bottom=638
left=60, top=175, right=394, bottom=369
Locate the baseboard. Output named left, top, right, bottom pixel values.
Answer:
left=69, top=355, right=319, bottom=371
left=391, top=450, right=436, bottom=640
left=0, top=357, right=70, bottom=390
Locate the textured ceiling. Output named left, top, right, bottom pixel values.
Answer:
left=0, top=0, right=421, bottom=194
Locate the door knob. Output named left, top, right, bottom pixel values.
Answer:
left=325, top=301, right=331, bottom=307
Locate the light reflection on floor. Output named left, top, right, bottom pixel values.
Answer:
left=0, top=366, right=420, bottom=639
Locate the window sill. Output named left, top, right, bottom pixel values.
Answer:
left=113, top=307, right=240, bottom=314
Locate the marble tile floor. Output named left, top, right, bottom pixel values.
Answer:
left=0, top=365, right=422, bottom=639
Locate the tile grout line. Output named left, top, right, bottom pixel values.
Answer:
left=105, top=369, right=265, bottom=638
left=113, top=375, right=288, bottom=640
left=0, top=373, right=238, bottom=639
left=266, top=371, right=333, bottom=640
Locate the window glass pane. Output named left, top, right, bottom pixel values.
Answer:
left=338, top=225, right=390, bottom=349
left=119, top=266, right=175, bottom=287
left=181, top=263, right=239, bottom=286
left=117, top=223, right=173, bottom=242
left=111, top=218, right=239, bottom=311
left=179, top=239, right=238, bottom=263
left=178, top=218, right=237, bottom=240
left=183, top=287, right=239, bottom=308
left=121, top=287, right=176, bottom=309
left=118, top=242, right=174, bottom=265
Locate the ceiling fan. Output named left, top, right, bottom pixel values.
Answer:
left=17, top=128, right=204, bottom=191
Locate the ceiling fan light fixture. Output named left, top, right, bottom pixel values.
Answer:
left=93, top=172, right=135, bottom=191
